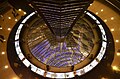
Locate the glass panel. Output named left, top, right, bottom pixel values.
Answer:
left=23, top=59, right=31, bottom=67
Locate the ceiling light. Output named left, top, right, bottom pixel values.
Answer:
left=112, top=66, right=119, bottom=71
left=90, top=4, right=92, bottom=6
left=95, top=12, right=98, bottom=15
left=101, top=9, right=103, bottom=12
left=104, top=19, right=107, bottom=22
left=8, top=17, right=11, bottom=19
left=1, top=52, right=5, bottom=55
left=115, top=40, right=119, bottom=43
left=111, top=28, right=114, bottom=32
left=3, top=39, right=6, bottom=41
left=4, top=65, right=8, bottom=69
left=8, top=28, right=11, bottom=31
left=117, top=52, right=120, bottom=56
left=24, top=12, right=27, bottom=15
left=101, top=77, right=108, bottom=79
left=15, top=19, right=18, bottom=21
left=111, top=17, right=114, bottom=20
left=18, top=9, right=22, bottom=11
left=0, top=27, right=2, bottom=29
left=12, top=77, right=19, bottom=79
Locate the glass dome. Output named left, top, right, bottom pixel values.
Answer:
left=26, top=17, right=95, bottom=67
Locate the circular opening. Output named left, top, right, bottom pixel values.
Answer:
left=26, top=17, right=95, bottom=67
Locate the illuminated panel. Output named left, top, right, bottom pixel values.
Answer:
left=96, top=42, right=107, bottom=60
left=98, top=25, right=103, bottom=30
left=21, top=12, right=35, bottom=23
left=78, top=69, right=85, bottom=75
left=15, top=24, right=23, bottom=40
left=18, top=52, right=25, bottom=60
left=16, top=46, right=22, bottom=55
left=36, top=68, right=45, bottom=75
left=83, top=64, right=93, bottom=73
left=90, top=59, right=98, bottom=68
left=102, top=35, right=107, bottom=41
left=31, top=64, right=37, bottom=72
left=23, top=59, right=31, bottom=67
left=101, top=29, right=106, bottom=35
left=17, top=24, right=23, bottom=31
left=15, top=41, right=21, bottom=55
left=96, top=51, right=103, bottom=60
left=76, top=69, right=81, bottom=76
left=96, top=20, right=100, bottom=24
left=15, top=41, right=19, bottom=47
left=65, top=72, right=74, bottom=78
left=102, top=41, right=107, bottom=48
left=101, top=30, right=107, bottom=41
left=15, top=42, right=22, bottom=55
left=101, top=30, right=105, bottom=35
left=46, top=72, right=56, bottom=78
left=100, top=47, right=104, bottom=54
left=15, top=34, right=19, bottom=40
left=55, top=73, right=65, bottom=78
left=86, top=12, right=96, bottom=20
left=98, top=25, right=107, bottom=41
